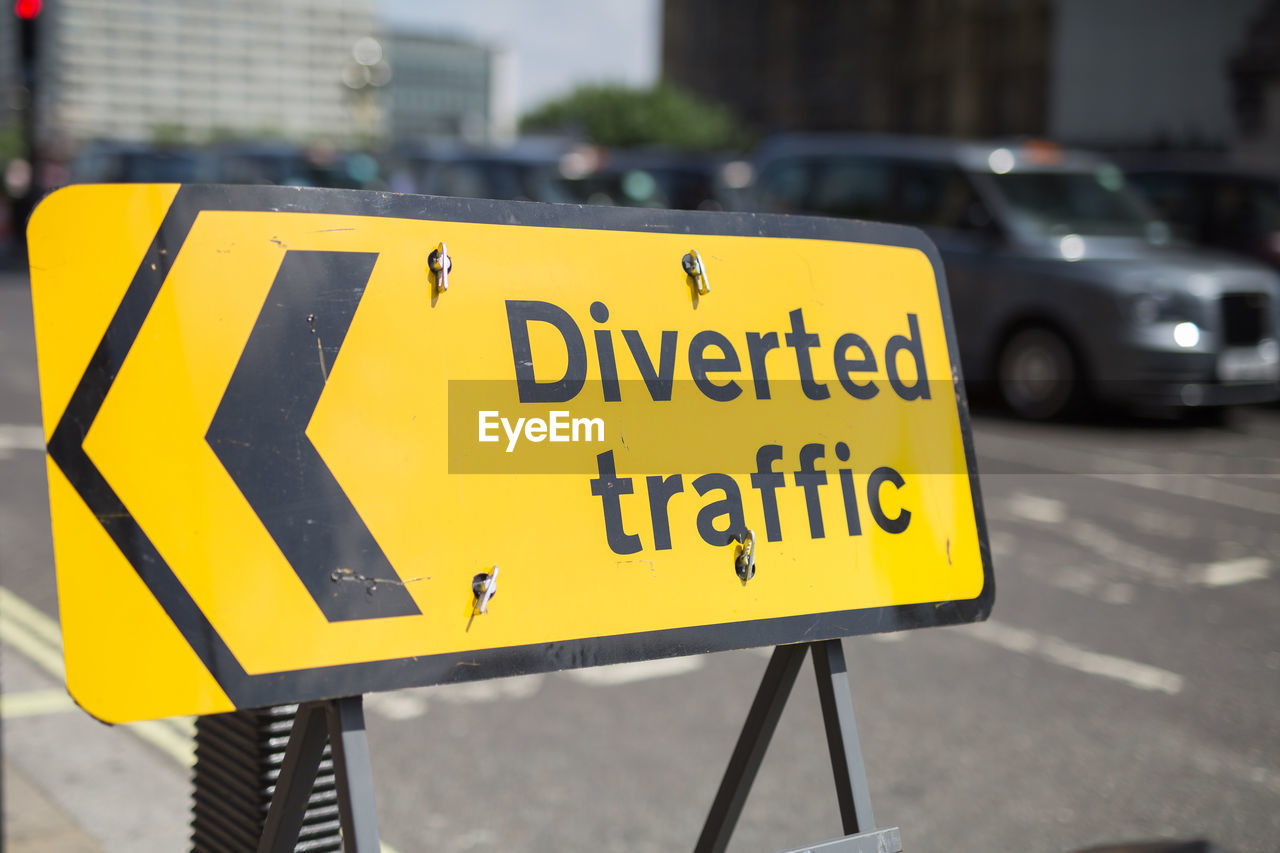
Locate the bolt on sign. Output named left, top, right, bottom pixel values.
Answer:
left=28, top=184, right=993, bottom=724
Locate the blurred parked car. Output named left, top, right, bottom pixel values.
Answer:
left=557, top=148, right=741, bottom=211
left=385, top=141, right=752, bottom=212
left=1122, top=161, right=1280, bottom=270
left=70, top=141, right=219, bottom=184
left=213, top=142, right=383, bottom=190
left=748, top=134, right=1280, bottom=419
left=69, top=141, right=384, bottom=190
left=387, top=139, right=576, bottom=203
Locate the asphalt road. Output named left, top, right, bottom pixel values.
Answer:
left=1, top=269, right=1277, bottom=853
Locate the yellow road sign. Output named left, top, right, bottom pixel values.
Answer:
left=28, top=184, right=992, bottom=723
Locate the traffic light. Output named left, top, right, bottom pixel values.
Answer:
left=15, top=0, right=42, bottom=85
left=12, top=0, right=43, bottom=225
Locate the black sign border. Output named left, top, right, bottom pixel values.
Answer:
left=40, top=183, right=994, bottom=717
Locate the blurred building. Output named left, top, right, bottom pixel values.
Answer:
left=663, top=0, right=1276, bottom=169
left=663, top=0, right=1052, bottom=138
left=660, top=0, right=1049, bottom=137
left=1229, top=0, right=1280, bottom=171
left=383, top=31, right=516, bottom=145
left=29, top=0, right=382, bottom=147
left=1048, top=0, right=1267, bottom=153
left=0, top=16, right=16, bottom=133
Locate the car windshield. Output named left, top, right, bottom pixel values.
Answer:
left=986, top=167, right=1158, bottom=238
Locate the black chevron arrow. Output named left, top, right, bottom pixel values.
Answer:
left=206, top=249, right=422, bottom=622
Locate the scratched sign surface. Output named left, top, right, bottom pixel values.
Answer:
left=28, top=184, right=992, bottom=723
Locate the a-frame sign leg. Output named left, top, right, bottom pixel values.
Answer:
left=257, top=702, right=330, bottom=852
left=257, top=695, right=381, bottom=853
left=811, top=638, right=875, bottom=835
left=327, top=695, right=382, bottom=851
left=695, top=640, right=902, bottom=853
left=694, top=642, right=810, bottom=853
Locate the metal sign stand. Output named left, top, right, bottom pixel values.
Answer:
left=695, top=639, right=903, bottom=853
left=246, top=639, right=896, bottom=852
left=256, top=696, right=380, bottom=853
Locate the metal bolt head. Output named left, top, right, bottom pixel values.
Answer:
left=472, top=566, right=499, bottom=614
left=682, top=249, right=710, bottom=295
left=428, top=242, right=452, bottom=293
left=733, top=529, right=756, bottom=581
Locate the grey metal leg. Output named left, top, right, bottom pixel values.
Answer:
left=257, top=702, right=330, bottom=853
left=325, top=695, right=382, bottom=852
left=694, top=642, right=810, bottom=853
left=256, top=696, right=381, bottom=852
left=812, top=639, right=876, bottom=835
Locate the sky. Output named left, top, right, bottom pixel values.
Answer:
left=383, top=0, right=662, bottom=117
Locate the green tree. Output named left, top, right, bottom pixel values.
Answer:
left=150, top=123, right=187, bottom=146
left=522, top=83, right=748, bottom=151
left=0, top=126, right=24, bottom=160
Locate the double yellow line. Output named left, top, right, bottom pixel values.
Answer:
left=0, top=586, right=195, bottom=765
left=1, top=585, right=403, bottom=852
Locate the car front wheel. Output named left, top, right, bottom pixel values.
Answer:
left=997, top=326, right=1081, bottom=420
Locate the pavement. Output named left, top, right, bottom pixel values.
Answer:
left=2, top=588, right=193, bottom=852
left=5, top=763, right=105, bottom=853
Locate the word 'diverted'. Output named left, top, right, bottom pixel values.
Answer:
left=505, top=300, right=932, bottom=405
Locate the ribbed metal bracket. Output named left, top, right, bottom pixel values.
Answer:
left=257, top=696, right=380, bottom=853
left=191, top=705, right=342, bottom=852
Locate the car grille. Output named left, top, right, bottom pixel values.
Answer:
left=1220, top=292, right=1271, bottom=346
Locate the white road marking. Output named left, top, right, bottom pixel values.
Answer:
left=1007, top=492, right=1067, bottom=524
left=365, top=673, right=545, bottom=721
left=1099, top=583, right=1137, bottom=605
left=0, top=423, right=44, bottom=453
left=962, top=619, right=1184, bottom=694
left=1061, top=519, right=1180, bottom=584
left=994, top=487, right=1274, bottom=595
left=566, top=655, right=706, bottom=686
left=1193, top=556, right=1272, bottom=587
left=366, top=658, right=708, bottom=721
left=363, top=690, right=429, bottom=721
left=988, top=530, right=1016, bottom=558
left=1024, top=563, right=1136, bottom=605
left=977, top=434, right=1280, bottom=515
left=434, top=673, right=545, bottom=703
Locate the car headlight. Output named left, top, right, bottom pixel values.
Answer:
left=1173, top=321, right=1200, bottom=348
left=1129, top=290, right=1180, bottom=324
left=1127, top=291, right=1202, bottom=347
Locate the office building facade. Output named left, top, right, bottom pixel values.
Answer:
left=32, top=0, right=380, bottom=147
